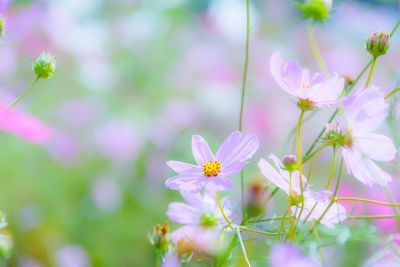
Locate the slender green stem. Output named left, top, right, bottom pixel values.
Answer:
left=239, top=0, right=251, bottom=222
left=6, top=76, right=40, bottom=110
left=335, top=197, right=400, bottom=207
left=390, top=19, right=400, bottom=37
left=216, top=192, right=235, bottom=230
left=365, top=57, right=376, bottom=87
left=324, top=145, right=337, bottom=190
left=312, top=229, right=326, bottom=265
left=236, top=228, right=252, bottom=267
left=346, top=215, right=400, bottom=220
left=385, top=87, right=400, bottom=101
left=308, top=158, right=343, bottom=234
left=239, top=226, right=284, bottom=237
left=247, top=217, right=288, bottom=224
left=288, top=171, right=294, bottom=239
left=307, top=23, right=329, bottom=74
left=265, top=187, right=279, bottom=204
left=296, top=110, right=305, bottom=224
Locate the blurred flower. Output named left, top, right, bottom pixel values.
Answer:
left=47, top=132, right=80, bottom=165
left=269, top=243, right=320, bottom=267
left=246, top=179, right=268, bottom=218
left=167, top=192, right=230, bottom=257
left=161, top=253, right=179, bottom=267
left=366, top=31, right=391, bottom=58
left=32, top=52, right=56, bottom=79
left=258, top=155, right=346, bottom=228
left=55, top=244, right=90, bottom=267
left=0, top=107, right=53, bottom=144
left=19, top=256, right=43, bottom=267
left=94, top=120, right=141, bottom=162
left=15, top=204, right=43, bottom=232
left=270, top=52, right=344, bottom=110
left=341, top=86, right=396, bottom=186
left=91, top=178, right=121, bottom=212
left=165, top=131, right=259, bottom=192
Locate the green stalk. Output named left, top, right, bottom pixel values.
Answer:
left=365, top=56, right=377, bottom=87
left=6, top=76, right=40, bottom=110
left=307, top=23, right=329, bottom=74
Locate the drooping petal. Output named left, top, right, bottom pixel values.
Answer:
left=165, top=173, right=207, bottom=192
left=258, top=158, right=290, bottom=194
left=167, top=203, right=198, bottom=224
left=344, top=85, right=389, bottom=133
left=355, top=133, right=396, bottom=162
left=342, top=147, right=392, bottom=186
left=216, top=132, right=259, bottom=174
left=307, top=74, right=344, bottom=107
left=167, top=160, right=201, bottom=174
left=204, top=176, right=235, bottom=192
left=192, top=135, right=214, bottom=165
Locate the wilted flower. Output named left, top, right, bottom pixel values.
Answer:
left=150, top=223, right=171, bottom=254
left=270, top=52, right=344, bottom=110
left=340, top=86, right=397, bottom=186
left=269, top=243, right=321, bottom=267
left=32, top=52, right=56, bottom=79
left=165, top=131, right=259, bottom=192
left=366, top=31, right=391, bottom=58
left=258, top=155, right=346, bottom=228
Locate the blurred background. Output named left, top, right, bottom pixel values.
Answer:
left=0, top=0, right=400, bottom=266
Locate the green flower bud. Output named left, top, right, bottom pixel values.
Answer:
left=282, top=155, right=298, bottom=172
left=297, top=0, right=332, bottom=22
left=32, top=52, right=56, bottom=79
left=366, top=31, right=391, bottom=58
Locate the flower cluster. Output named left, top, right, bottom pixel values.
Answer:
left=152, top=2, right=400, bottom=266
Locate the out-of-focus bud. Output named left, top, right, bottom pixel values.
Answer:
left=344, top=75, right=354, bottom=88
left=297, top=0, right=332, bottom=22
left=149, top=223, right=170, bottom=254
left=282, top=155, right=298, bottom=172
left=366, top=31, right=391, bottom=58
left=0, top=17, right=5, bottom=38
left=32, top=52, right=56, bottom=79
left=246, top=179, right=268, bottom=218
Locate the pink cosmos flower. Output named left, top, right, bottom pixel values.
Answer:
left=165, top=131, right=259, bottom=192
left=258, top=155, right=346, bottom=228
left=270, top=52, right=344, bottom=109
left=340, top=86, right=396, bottom=186
left=269, top=243, right=321, bottom=267
left=0, top=108, right=53, bottom=144
left=167, top=192, right=231, bottom=255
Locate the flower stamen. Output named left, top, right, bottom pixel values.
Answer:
left=203, top=160, right=222, bottom=177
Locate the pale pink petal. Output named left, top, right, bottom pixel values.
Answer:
left=342, top=147, right=392, bottom=186
left=0, top=109, right=53, bottom=144
left=167, top=160, right=201, bottom=174
left=165, top=174, right=207, bottom=192
left=167, top=203, right=198, bottom=224
left=205, top=176, right=235, bottom=192
left=258, top=158, right=290, bottom=194
left=192, top=135, right=214, bottom=165
left=355, top=133, right=396, bottom=162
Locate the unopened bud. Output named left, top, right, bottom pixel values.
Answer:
left=32, top=52, right=56, bottom=79
left=297, top=0, right=332, bottom=22
left=150, top=223, right=170, bottom=254
left=366, top=31, right=390, bottom=58
left=282, top=155, right=298, bottom=172
left=246, top=179, right=268, bottom=218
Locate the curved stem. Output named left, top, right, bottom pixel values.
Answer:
left=307, top=23, right=329, bottom=74
left=247, top=217, right=288, bottom=224
left=236, top=228, right=252, bottom=267
left=365, top=57, right=377, bottom=87
left=385, top=87, right=400, bottom=101
left=239, top=0, right=251, bottom=222
left=324, top=145, right=337, bottom=190
left=335, top=197, right=400, bottom=207
left=303, top=142, right=331, bottom=163
left=390, top=19, right=400, bottom=37
left=6, top=76, right=40, bottom=110
left=216, top=192, right=235, bottom=230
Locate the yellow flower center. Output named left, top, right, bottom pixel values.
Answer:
left=203, top=160, right=222, bottom=177
left=297, top=98, right=315, bottom=111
